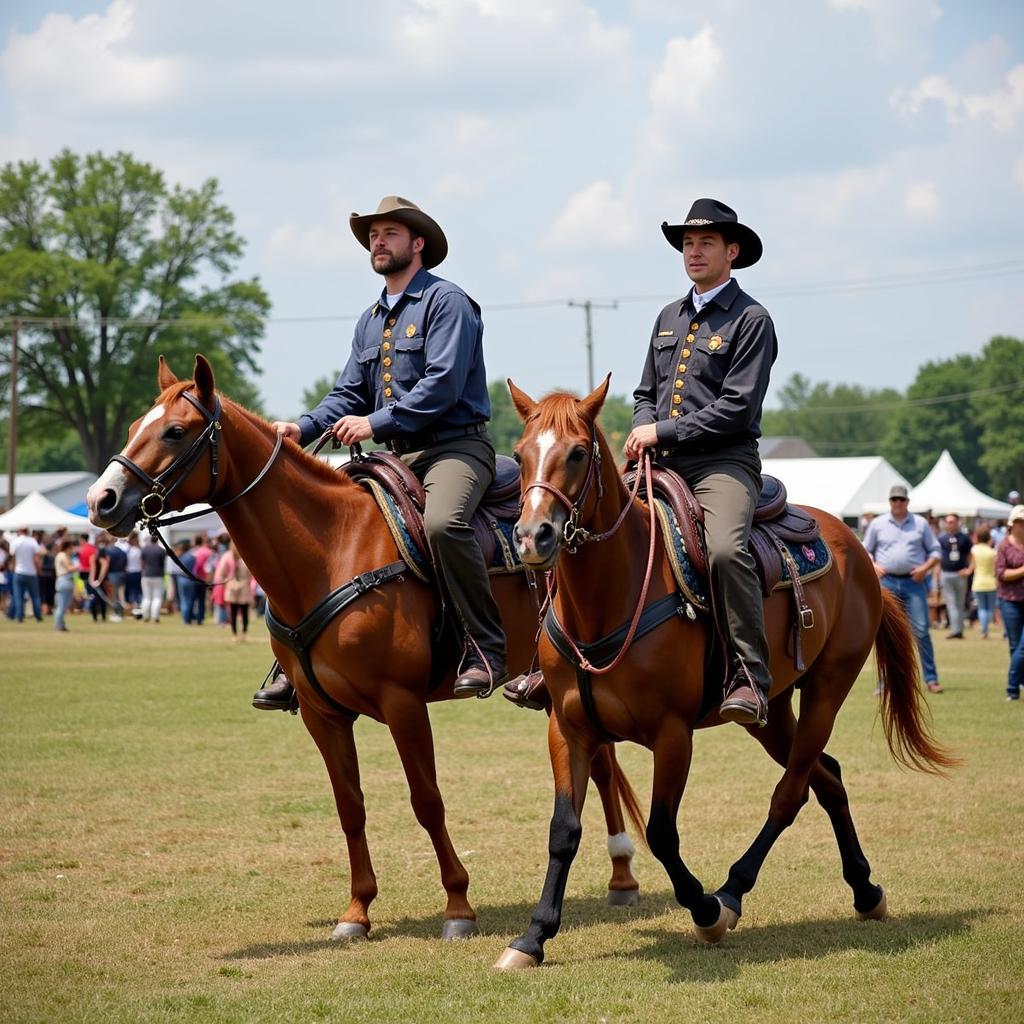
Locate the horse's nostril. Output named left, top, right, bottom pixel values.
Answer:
left=98, top=488, right=118, bottom=513
left=535, top=521, right=556, bottom=554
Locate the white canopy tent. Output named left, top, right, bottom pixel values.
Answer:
left=0, top=490, right=94, bottom=533
left=906, top=450, right=1010, bottom=520
left=760, top=456, right=910, bottom=522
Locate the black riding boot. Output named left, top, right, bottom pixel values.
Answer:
left=252, top=665, right=298, bottom=713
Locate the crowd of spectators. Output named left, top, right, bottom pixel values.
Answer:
left=0, top=528, right=265, bottom=638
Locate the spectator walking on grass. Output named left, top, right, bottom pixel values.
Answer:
left=938, top=513, right=973, bottom=639
left=971, top=525, right=997, bottom=639
left=995, top=505, right=1024, bottom=702
left=54, top=538, right=77, bottom=632
left=7, top=526, right=43, bottom=623
left=140, top=534, right=166, bottom=623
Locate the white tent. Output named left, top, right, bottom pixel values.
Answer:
left=761, top=456, right=910, bottom=521
left=907, top=450, right=1011, bottom=520
left=0, top=490, right=94, bottom=532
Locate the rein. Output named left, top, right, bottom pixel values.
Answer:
left=110, top=390, right=283, bottom=587
left=548, top=449, right=659, bottom=675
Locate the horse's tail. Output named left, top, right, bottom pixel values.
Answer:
left=874, top=586, right=960, bottom=775
left=609, top=746, right=648, bottom=850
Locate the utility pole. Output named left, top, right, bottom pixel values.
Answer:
left=6, top=318, right=17, bottom=512
left=568, top=299, right=617, bottom=393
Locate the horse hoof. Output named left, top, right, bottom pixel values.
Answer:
left=330, top=921, right=369, bottom=942
left=442, top=918, right=479, bottom=940
left=724, top=907, right=740, bottom=931
left=494, top=947, right=539, bottom=971
left=857, top=888, right=888, bottom=922
left=693, top=898, right=729, bottom=945
left=607, top=887, right=640, bottom=907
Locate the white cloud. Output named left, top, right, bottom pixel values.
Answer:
left=0, top=0, right=178, bottom=114
left=892, top=63, right=1024, bottom=133
left=266, top=223, right=363, bottom=268
left=1014, top=157, right=1024, bottom=190
left=543, top=181, right=637, bottom=248
left=525, top=266, right=588, bottom=302
left=904, top=180, right=939, bottom=219
left=648, top=26, right=722, bottom=120
left=829, top=0, right=941, bottom=57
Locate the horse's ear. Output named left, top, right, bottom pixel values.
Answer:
left=157, top=355, right=178, bottom=391
left=507, top=378, right=538, bottom=422
left=578, top=373, right=611, bottom=423
left=193, top=354, right=216, bottom=406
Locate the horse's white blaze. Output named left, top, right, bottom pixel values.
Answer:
left=93, top=458, right=129, bottom=496
left=122, top=403, right=166, bottom=458
left=528, top=429, right=558, bottom=511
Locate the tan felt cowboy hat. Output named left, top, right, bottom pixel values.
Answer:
left=661, top=197, right=763, bottom=269
left=349, top=195, right=448, bottom=269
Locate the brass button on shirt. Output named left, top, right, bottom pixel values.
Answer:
left=632, top=279, right=778, bottom=451
left=297, top=267, right=489, bottom=445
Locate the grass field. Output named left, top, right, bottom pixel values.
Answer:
left=2, top=611, right=1022, bottom=1023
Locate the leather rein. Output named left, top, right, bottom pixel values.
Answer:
left=109, top=390, right=283, bottom=586
left=521, top=434, right=659, bottom=677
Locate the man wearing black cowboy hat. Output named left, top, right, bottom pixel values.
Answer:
left=254, top=196, right=507, bottom=709
left=625, top=198, right=778, bottom=727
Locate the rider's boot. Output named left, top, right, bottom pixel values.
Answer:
left=252, top=666, right=298, bottom=713
left=503, top=669, right=549, bottom=711
left=453, top=646, right=509, bottom=698
left=719, top=659, right=770, bottom=728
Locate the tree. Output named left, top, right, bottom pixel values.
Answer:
left=761, top=373, right=902, bottom=457
left=880, top=354, right=983, bottom=488
left=301, top=373, right=341, bottom=416
left=973, top=336, right=1024, bottom=495
left=0, top=150, right=270, bottom=472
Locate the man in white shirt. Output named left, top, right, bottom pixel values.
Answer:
left=7, top=526, right=43, bottom=622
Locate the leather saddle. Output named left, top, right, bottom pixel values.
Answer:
left=625, top=465, right=821, bottom=595
left=342, top=450, right=522, bottom=575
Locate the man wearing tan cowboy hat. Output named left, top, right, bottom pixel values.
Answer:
left=625, top=198, right=778, bottom=727
left=254, top=196, right=507, bottom=709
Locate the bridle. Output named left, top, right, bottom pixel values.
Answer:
left=520, top=425, right=658, bottom=676
left=108, top=389, right=283, bottom=582
left=520, top=428, right=644, bottom=552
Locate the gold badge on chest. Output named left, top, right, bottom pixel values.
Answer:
left=708, top=335, right=723, bottom=351
left=405, top=324, right=417, bottom=338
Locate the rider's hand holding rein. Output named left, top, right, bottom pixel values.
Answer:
left=624, top=423, right=659, bottom=461
left=330, top=415, right=374, bottom=445
left=271, top=421, right=302, bottom=443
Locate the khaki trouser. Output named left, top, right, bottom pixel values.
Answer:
left=402, top=433, right=506, bottom=663
left=663, top=441, right=772, bottom=691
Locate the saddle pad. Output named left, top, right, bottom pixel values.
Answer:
left=654, top=497, right=833, bottom=609
left=360, top=478, right=523, bottom=583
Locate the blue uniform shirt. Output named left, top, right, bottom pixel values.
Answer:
left=297, top=267, right=490, bottom=446
left=863, top=511, right=940, bottom=574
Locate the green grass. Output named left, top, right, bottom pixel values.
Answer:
left=2, top=613, right=1021, bottom=1023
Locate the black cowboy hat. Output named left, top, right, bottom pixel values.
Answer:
left=349, top=195, right=448, bottom=269
left=661, top=198, right=763, bottom=269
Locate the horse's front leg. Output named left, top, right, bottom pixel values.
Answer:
left=496, top=713, right=596, bottom=969
left=300, top=707, right=378, bottom=941
left=589, top=744, right=640, bottom=905
left=647, top=717, right=731, bottom=943
left=383, top=690, right=477, bottom=939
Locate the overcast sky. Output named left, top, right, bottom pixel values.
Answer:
left=1, top=0, right=1022, bottom=418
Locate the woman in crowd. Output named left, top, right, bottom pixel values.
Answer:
left=970, top=524, right=997, bottom=639
left=995, top=505, right=1024, bottom=701
left=219, top=541, right=253, bottom=643
left=53, top=537, right=77, bottom=632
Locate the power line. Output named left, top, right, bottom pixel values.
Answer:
left=779, top=379, right=1024, bottom=415
left=2, top=257, right=1023, bottom=330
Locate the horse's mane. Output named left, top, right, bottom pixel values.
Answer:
left=158, top=380, right=350, bottom=489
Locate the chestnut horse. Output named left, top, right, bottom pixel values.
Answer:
left=494, top=378, right=956, bottom=971
left=87, top=355, right=646, bottom=943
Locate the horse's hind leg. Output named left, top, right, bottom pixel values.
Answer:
left=301, top=708, right=378, bottom=941
left=383, top=692, right=477, bottom=939
left=589, top=745, right=640, bottom=905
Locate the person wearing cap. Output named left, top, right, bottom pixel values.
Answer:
left=625, top=198, right=778, bottom=727
left=862, top=484, right=943, bottom=693
left=255, top=196, right=506, bottom=710
left=995, top=504, right=1024, bottom=701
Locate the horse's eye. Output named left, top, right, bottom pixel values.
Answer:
left=568, top=446, right=587, bottom=464
left=512, top=450, right=522, bottom=464
left=163, top=425, right=186, bottom=441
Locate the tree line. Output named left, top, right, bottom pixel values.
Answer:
left=2, top=150, right=1019, bottom=498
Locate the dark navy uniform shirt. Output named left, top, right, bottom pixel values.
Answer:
left=297, top=267, right=490, bottom=446
left=632, top=279, right=777, bottom=453
left=938, top=530, right=972, bottom=572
